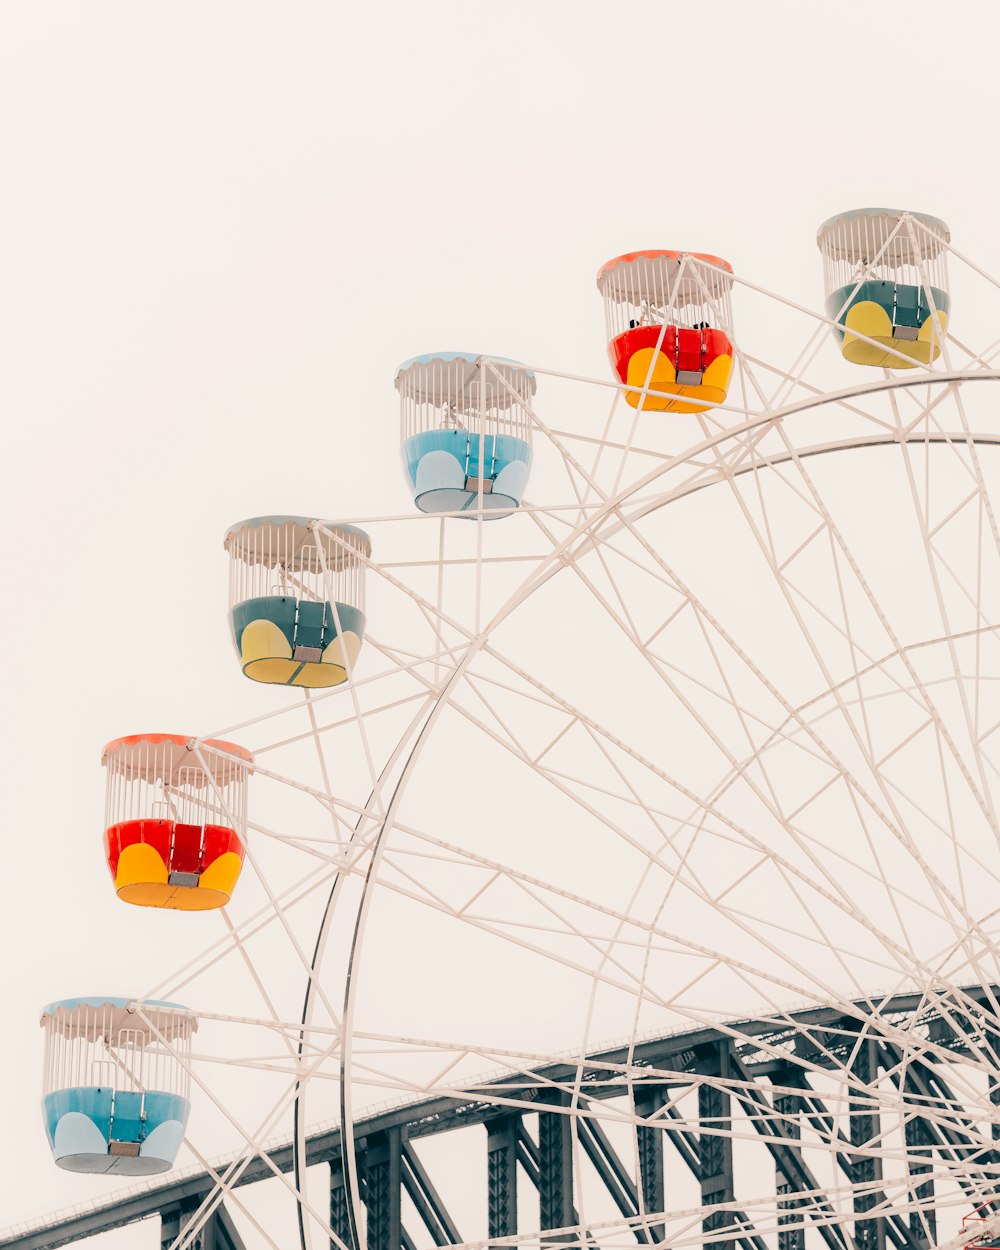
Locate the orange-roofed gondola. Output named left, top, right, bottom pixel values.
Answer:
left=597, top=250, right=735, bottom=414
left=102, top=733, right=252, bottom=910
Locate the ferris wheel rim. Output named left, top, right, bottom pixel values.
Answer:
left=313, top=367, right=1000, bottom=1249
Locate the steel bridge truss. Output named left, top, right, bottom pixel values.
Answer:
left=4, top=988, right=999, bottom=1250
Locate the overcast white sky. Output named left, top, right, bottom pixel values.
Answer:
left=4, top=1, right=1000, bottom=1244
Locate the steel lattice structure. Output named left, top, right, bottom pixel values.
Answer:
left=4, top=988, right=998, bottom=1250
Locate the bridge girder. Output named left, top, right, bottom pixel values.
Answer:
left=4, top=987, right=998, bottom=1250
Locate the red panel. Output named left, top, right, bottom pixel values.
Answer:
left=106, top=819, right=245, bottom=880
left=203, top=824, right=245, bottom=865
left=609, top=325, right=734, bottom=383
left=169, top=823, right=203, bottom=874
left=608, top=325, right=679, bottom=382
left=703, top=328, right=732, bottom=367
left=104, top=820, right=171, bottom=878
left=675, top=327, right=703, bottom=375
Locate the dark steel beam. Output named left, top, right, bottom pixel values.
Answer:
left=538, top=1094, right=575, bottom=1242
left=362, top=1127, right=402, bottom=1250
left=775, top=1091, right=804, bottom=1250
left=402, top=1140, right=462, bottom=1246
left=576, top=1115, right=647, bottom=1241
left=850, top=1035, right=886, bottom=1250
left=903, top=1110, right=934, bottom=1246
left=782, top=1073, right=922, bottom=1250
left=878, top=1042, right=993, bottom=1201
left=727, top=1060, right=850, bottom=1250
left=660, top=1097, right=767, bottom=1250
left=160, top=1201, right=248, bottom=1250
left=330, top=1161, right=352, bottom=1250
left=699, top=1042, right=735, bottom=1250
left=635, top=1086, right=665, bottom=1244
left=487, top=1115, right=520, bottom=1246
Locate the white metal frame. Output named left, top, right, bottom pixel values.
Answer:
left=15, top=220, right=1000, bottom=1250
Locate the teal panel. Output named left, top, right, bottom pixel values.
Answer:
left=143, top=1091, right=190, bottom=1132
left=111, top=1090, right=143, bottom=1144
left=44, top=1087, right=113, bottom=1145
left=295, top=599, right=326, bottom=651
left=826, top=282, right=950, bottom=337
left=231, top=597, right=367, bottom=657
left=230, top=596, right=296, bottom=656
left=402, top=431, right=532, bottom=492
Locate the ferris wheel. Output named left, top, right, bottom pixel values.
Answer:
left=26, top=207, right=1000, bottom=1250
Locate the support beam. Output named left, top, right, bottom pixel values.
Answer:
left=486, top=1115, right=520, bottom=1246
left=403, top=1140, right=462, bottom=1246
left=729, top=1062, right=850, bottom=1250
left=161, top=1201, right=248, bottom=1250
left=699, top=1043, right=735, bottom=1250
left=661, top=1098, right=767, bottom=1250
left=538, top=1094, right=575, bottom=1242
left=785, top=1076, right=919, bottom=1250
left=635, top=1086, right=666, bottom=1243
left=903, top=1112, right=935, bottom=1247
left=577, top=1115, right=648, bottom=1242
left=879, top=1046, right=991, bottom=1199
left=850, top=1036, right=886, bottom=1250
left=363, top=1128, right=402, bottom=1250
left=330, top=1161, right=352, bottom=1250
left=775, top=1092, right=804, bottom=1250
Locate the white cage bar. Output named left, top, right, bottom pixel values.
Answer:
left=102, top=734, right=251, bottom=836
left=224, top=516, right=370, bottom=614
left=41, top=999, right=195, bottom=1102
left=598, top=251, right=735, bottom=342
left=396, top=353, right=535, bottom=446
left=817, top=208, right=950, bottom=300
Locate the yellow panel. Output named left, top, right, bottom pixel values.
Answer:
left=918, top=309, right=948, bottom=359
left=839, top=301, right=931, bottom=368
left=115, top=843, right=168, bottom=889
left=240, top=619, right=292, bottom=665
left=117, top=880, right=174, bottom=908
left=169, top=885, right=229, bottom=911
left=243, top=657, right=303, bottom=685
left=625, top=348, right=676, bottom=411
left=291, top=662, right=347, bottom=688
left=198, top=852, right=242, bottom=899
left=321, top=631, right=361, bottom=671
left=844, top=300, right=894, bottom=343
left=701, top=352, right=733, bottom=397
left=623, top=349, right=733, bottom=414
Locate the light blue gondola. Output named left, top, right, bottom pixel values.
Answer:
left=396, top=352, right=535, bottom=518
left=40, top=996, right=196, bottom=1175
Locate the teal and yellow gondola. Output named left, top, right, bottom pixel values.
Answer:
left=817, top=207, right=951, bottom=368
left=224, top=516, right=370, bottom=688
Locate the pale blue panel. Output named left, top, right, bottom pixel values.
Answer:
left=493, top=459, right=530, bottom=504
left=139, top=1118, right=186, bottom=1165
left=53, top=1112, right=109, bottom=1161
left=414, top=449, right=466, bottom=497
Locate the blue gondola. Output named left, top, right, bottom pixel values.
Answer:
left=396, top=352, right=535, bottom=517
left=40, top=997, right=196, bottom=1175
